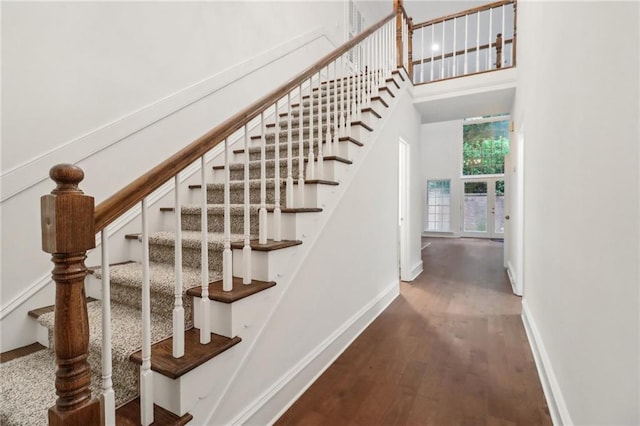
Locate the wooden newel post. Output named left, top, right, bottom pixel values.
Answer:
left=394, top=0, right=403, bottom=69
left=41, top=164, right=100, bottom=426
left=496, top=33, right=503, bottom=68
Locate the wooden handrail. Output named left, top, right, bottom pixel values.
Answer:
left=412, top=38, right=513, bottom=65
left=94, top=11, right=395, bottom=232
left=412, top=0, right=514, bottom=30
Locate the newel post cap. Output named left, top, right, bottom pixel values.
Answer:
left=41, top=164, right=96, bottom=254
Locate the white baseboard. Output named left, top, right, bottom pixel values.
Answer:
left=231, top=280, right=399, bottom=425
left=506, top=261, right=522, bottom=296
left=521, top=300, right=573, bottom=426
left=0, top=27, right=329, bottom=202
left=405, top=260, right=423, bottom=282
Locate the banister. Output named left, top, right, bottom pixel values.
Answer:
left=412, top=0, right=514, bottom=30
left=94, top=11, right=396, bottom=232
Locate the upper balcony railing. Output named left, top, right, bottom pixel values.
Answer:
left=409, top=0, right=517, bottom=85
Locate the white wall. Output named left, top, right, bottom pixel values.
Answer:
left=514, top=2, right=639, bottom=424
left=420, top=119, right=464, bottom=236
left=0, top=1, right=350, bottom=351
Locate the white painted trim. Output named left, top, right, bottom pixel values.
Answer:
left=0, top=27, right=330, bottom=202
left=404, top=261, right=423, bottom=282
left=506, top=261, right=521, bottom=296
left=0, top=273, right=52, bottom=320
left=521, top=300, right=573, bottom=426
left=234, top=280, right=399, bottom=425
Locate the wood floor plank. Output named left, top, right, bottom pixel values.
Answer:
left=275, top=238, right=552, bottom=426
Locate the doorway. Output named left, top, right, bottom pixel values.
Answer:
left=461, top=177, right=505, bottom=239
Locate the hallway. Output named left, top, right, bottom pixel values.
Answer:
left=276, top=238, right=551, bottom=425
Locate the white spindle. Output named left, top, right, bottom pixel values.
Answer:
left=286, top=94, right=294, bottom=208
left=325, top=64, right=332, bottom=158
left=441, top=21, right=445, bottom=79
left=172, top=175, right=184, bottom=357
left=140, top=198, right=153, bottom=426
left=476, top=12, right=480, bottom=72
left=339, top=57, right=347, bottom=137
left=488, top=8, right=493, bottom=70
left=420, top=27, right=425, bottom=83
left=307, top=78, right=315, bottom=180
left=243, top=125, right=252, bottom=284
left=100, top=229, right=115, bottom=426
left=331, top=60, right=338, bottom=154
left=430, top=24, right=435, bottom=81
left=453, top=18, right=457, bottom=77
left=223, top=138, right=232, bottom=291
left=346, top=59, right=352, bottom=138
left=259, top=112, right=267, bottom=244
left=297, top=84, right=305, bottom=207
left=274, top=101, right=282, bottom=242
left=501, top=4, right=506, bottom=67
left=199, top=156, right=211, bottom=344
left=464, top=15, right=468, bottom=74
left=318, top=70, right=324, bottom=178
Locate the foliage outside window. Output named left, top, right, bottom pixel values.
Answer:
left=463, top=120, right=510, bottom=176
left=426, top=180, right=451, bottom=232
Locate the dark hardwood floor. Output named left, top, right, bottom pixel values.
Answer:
left=276, top=238, right=551, bottom=426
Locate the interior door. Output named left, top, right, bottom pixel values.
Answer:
left=462, top=178, right=504, bottom=238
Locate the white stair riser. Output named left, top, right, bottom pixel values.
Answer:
left=232, top=246, right=302, bottom=282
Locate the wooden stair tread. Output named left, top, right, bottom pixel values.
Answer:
left=130, top=328, right=241, bottom=380
left=0, top=343, right=47, bottom=364
left=379, top=86, right=395, bottom=97
left=115, top=397, right=193, bottom=426
left=28, top=297, right=97, bottom=319
left=230, top=239, right=302, bottom=251
left=186, top=277, right=276, bottom=303
left=370, top=96, right=389, bottom=108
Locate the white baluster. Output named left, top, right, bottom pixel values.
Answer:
left=274, top=101, right=282, bottom=242
left=339, top=56, right=346, bottom=137
left=307, top=78, right=315, bottom=180
left=501, top=4, right=506, bottom=67
left=100, top=229, right=115, bottom=426
left=420, top=27, right=425, bottom=83
left=441, top=21, right=445, bottom=78
left=464, top=15, right=469, bottom=75
left=172, top=175, right=184, bottom=357
left=140, top=198, right=153, bottom=426
left=325, top=64, right=332, bottom=157
left=429, top=24, right=436, bottom=81
left=453, top=17, right=457, bottom=77
left=223, top=138, right=232, bottom=291
left=243, top=124, right=252, bottom=284
left=488, top=8, right=493, bottom=70
left=286, top=93, right=294, bottom=208
left=476, top=12, right=480, bottom=72
left=259, top=112, right=267, bottom=244
left=297, top=84, right=305, bottom=207
left=199, top=156, right=211, bottom=344
left=318, top=71, right=324, bottom=178
left=331, top=60, right=338, bottom=154
left=350, top=55, right=357, bottom=128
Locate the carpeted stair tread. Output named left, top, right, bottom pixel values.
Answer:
left=148, top=230, right=246, bottom=249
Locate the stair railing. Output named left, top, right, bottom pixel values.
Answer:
left=410, top=0, right=517, bottom=84
left=41, top=6, right=408, bottom=425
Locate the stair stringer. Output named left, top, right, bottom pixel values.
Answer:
left=184, top=72, right=417, bottom=425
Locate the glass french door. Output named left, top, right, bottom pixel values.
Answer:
left=462, top=178, right=505, bottom=238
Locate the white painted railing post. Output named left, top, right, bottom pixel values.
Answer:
left=501, top=4, right=506, bottom=67
left=307, top=78, right=316, bottom=180
left=317, top=71, right=324, bottom=178
left=325, top=64, right=332, bottom=158
left=100, top=228, right=115, bottom=426
left=453, top=17, right=457, bottom=77
left=430, top=24, right=435, bottom=81
left=297, top=84, right=305, bottom=207
left=140, top=198, right=153, bottom=426
left=172, top=175, right=184, bottom=358
left=286, top=94, right=294, bottom=208
left=222, top=138, right=232, bottom=291
left=464, top=16, right=469, bottom=74
left=273, top=102, right=282, bottom=242
left=441, top=20, right=445, bottom=78
left=332, top=61, right=339, bottom=152
left=199, top=156, right=211, bottom=344
left=243, top=124, right=252, bottom=284
left=476, top=12, right=480, bottom=72
left=259, top=112, right=268, bottom=244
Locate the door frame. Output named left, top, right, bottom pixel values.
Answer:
left=460, top=176, right=505, bottom=239
left=398, top=138, right=411, bottom=281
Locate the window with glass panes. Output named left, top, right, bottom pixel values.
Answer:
left=463, top=119, right=509, bottom=176
left=426, top=180, right=451, bottom=232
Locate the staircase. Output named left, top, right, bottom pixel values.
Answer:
left=0, top=9, right=411, bottom=423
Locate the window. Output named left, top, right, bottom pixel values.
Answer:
left=426, top=180, right=451, bottom=232
left=463, top=119, right=509, bottom=176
